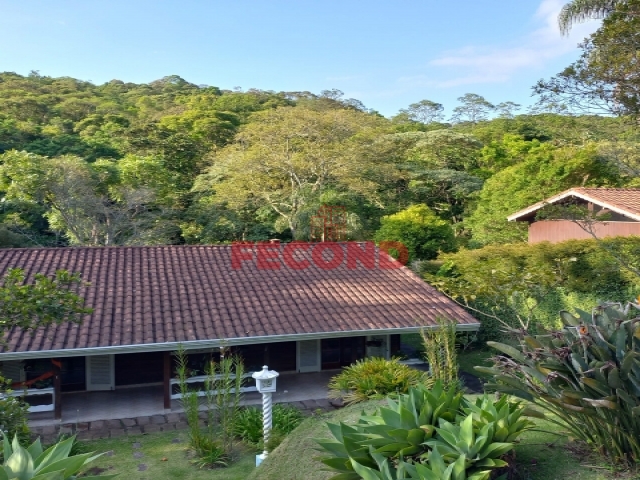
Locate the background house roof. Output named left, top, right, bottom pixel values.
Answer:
left=0, top=244, right=478, bottom=358
left=507, top=188, right=640, bottom=222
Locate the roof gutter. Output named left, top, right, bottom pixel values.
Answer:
left=0, top=323, right=480, bottom=361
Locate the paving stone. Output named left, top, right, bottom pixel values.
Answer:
left=107, top=419, right=122, bottom=429
left=75, top=422, right=90, bottom=432
left=142, top=424, right=162, bottom=434
left=105, top=450, right=115, bottom=456
left=171, top=438, right=182, bottom=444
left=314, top=399, right=332, bottom=409
left=173, top=421, right=189, bottom=431
left=150, top=415, right=166, bottom=425
left=126, top=427, right=143, bottom=435
left=132, top=442, right=142, bottom=449
left=166, top=413, right=180, bottom=423
left=109, top=428, right=126, bottom=438
left=137, top=464, right=148, bottom=471
left=90, top=420, right=106, bottom=430
left=301, top=400, right=318, bottom=410
left=135, top=416, right=151, bottom=426
left=121, top=418, right=136, bottom=427
left=133, top=451, right=144, bottom=458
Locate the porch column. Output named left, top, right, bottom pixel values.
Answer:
left=52, top=359, right=62, bottom=420
left=163, top=351, right=171, bottom=409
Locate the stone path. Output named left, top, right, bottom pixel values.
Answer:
left=30, top=398, right=336, bottom=443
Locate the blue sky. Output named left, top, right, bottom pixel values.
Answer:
left=0, top=0, right=600, bottom=117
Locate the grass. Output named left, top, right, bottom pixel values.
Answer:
left=457, top=346, right=494, bottom=377
left=78, top=430, right=255, bottom=480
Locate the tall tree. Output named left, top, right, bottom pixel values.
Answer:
left=398, top=100, right=445, bottom=124
left=450, top=94, right=495, bottom=124
left=197, top=106, right=394, bottom=238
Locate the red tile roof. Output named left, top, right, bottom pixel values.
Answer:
left=508, top=188, right=640, bottom=222
left=0, top=244, right=478, bottom=357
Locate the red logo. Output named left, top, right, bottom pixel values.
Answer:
left=231, top=241, right=409, bottom=270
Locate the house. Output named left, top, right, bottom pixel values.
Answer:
left=507, top=188, right=640, bottom=244
left=0, top=243, right=479, bottom=419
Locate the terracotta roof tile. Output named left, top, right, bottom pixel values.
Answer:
left=0, top=244, right=478, bottom=355
left=508, top=188, right=640, bottom=221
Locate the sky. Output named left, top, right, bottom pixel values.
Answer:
left=0, top=0, right=601, bottom=117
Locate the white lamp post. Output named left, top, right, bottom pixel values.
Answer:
left=252, top=365, right=279, bottom=467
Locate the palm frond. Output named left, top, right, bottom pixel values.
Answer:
left=558, top=0, right=621, bottom=35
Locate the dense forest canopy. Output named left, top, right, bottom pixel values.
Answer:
left=0, top=71, right=638, bottom=249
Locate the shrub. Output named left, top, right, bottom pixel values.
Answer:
left=427, top=237, right=640, bottom=341
left=480, top=301, right=640, bottom=465
left=0, top=377, right=30, bottom=448
left=233, top=404, right=304, bottom=448
left=1, top=434, right=116, bottom=479
left=316, top=381, right=535, bottom=480
left=327, top=357, right=428, bottom=404
left=374, top=204, right=456, bottom=262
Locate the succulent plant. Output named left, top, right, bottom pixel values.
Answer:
left=1, top=434, right=116, bottom=480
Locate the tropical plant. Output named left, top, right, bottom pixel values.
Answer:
left=316, top=382, right=535, bottom=480
left=327, top=357, right=428, bottom=404
left=1, top=433, right=116, bottom=479
left=479, top=301, right=640, bottom=464
left=174, top=346, right=246, bottom=467
left=559, top=0, right=628, bottom=34
left=420, top=319, right=460, bottom=389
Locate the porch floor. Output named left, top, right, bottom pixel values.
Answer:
left=29, top=370, right=337, bottom=427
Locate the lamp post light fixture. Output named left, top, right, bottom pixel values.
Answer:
left=252, top=365, right=279, bottom=467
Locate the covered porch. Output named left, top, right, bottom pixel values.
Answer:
left=28, top=369, right=338, bottom=427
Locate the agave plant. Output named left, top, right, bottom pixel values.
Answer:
left=479, top=301, right=640, bottom=464
left=315, top=382, right=534, bottom=480
left=1, top=434, right=116, bottom=479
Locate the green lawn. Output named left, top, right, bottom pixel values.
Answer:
left=78, top=395, right=636, bottom=480
left=80, top=431, right=255, bottom=480
left=457, top=346, right=494, bottom=377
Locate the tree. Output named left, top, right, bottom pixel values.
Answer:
left=536, top=1, right=640, bottom=118
left=450, top=93, right=495, bottom=124
left=398, top=99, right=445, bottom=124
left=199, top=106, right=394, bottom=238
left=495, top=101, right=521, bottom=119
left=0, top=151, right=171, bottom=246
left=374, top=204, right=455, bottom=261
left=559, top=0, right=630, bottom=34
left=0, top=268, right=91, bottom=340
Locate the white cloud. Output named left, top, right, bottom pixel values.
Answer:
left=414, top=0, right=600, bottom=88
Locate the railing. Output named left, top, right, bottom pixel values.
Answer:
left=4, top=387, right=55, bottom=413
left=169, top=372, right=257, bottom=400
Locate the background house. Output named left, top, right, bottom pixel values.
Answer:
left=0, top=243, right=479, bottom=419
left=507, top=188, right=640, bottom=244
